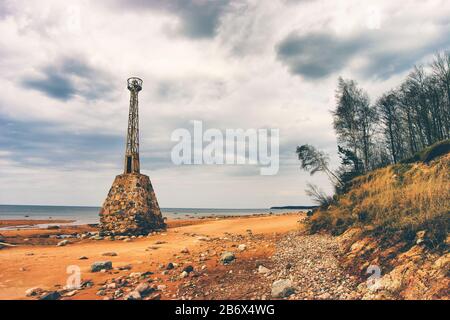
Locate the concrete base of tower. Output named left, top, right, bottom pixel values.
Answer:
left=99, top=173, right=166, bottom=235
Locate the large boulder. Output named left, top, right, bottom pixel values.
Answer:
left=271, top=279, right=295, bottom=298
left=91, top=261, right=112, bottom=272
left=124, top=291, right=141, bottom=300
left=220, top=252, right=235, bottom=265
left=135, top=283, right=153, bottom=296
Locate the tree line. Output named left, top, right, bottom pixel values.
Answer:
left=297, top=51, right=450, bottom=202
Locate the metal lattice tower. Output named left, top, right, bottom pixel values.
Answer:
left=124, top=77, right=143, bottom=174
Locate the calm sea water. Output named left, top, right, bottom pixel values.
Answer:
left=0, top=205, right=297, bottom=229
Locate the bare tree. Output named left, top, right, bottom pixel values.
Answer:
left=304, top=183, right=334, bottom=208
left=296, top=144, right=343, bottom=187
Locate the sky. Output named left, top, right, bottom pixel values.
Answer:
left=0, top=0, right=449, bottom=208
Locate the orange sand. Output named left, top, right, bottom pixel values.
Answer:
left=0, top=214, right=301, bottom=300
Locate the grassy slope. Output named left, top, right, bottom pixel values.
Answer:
left=308, top=152, right=450, bottom=249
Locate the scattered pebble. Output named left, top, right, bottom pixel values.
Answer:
left=102, top=252, right=118, bottom=257
left=56, top=240, right=69, bottom=247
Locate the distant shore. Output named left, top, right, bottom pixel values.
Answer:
left=270, top=206, right=317, bottom=210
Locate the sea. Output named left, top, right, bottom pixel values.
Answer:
left=0, top=205, right=299, bottom=230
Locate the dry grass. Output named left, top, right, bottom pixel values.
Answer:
left=308, top=153, right=450, bottom=248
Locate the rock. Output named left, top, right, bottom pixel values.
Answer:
left=180, top=271, right=189, bottom=279
left=114, top=289, right=124, bottom=298
left=39, top=291, right=61, bottom=300
left=135, top=283, right=153, bottom=296
left=96, top=290, right=106, bottom=296
left=79, top=256, right=88, bottom=260
left=155, top=241, right=166, bottom=245
left=319, top=292, right=331, bottom=299
left=25, top=287, right=43, bottom=297
left=124, top=291, right=141, bottom=300
left=91, top=261, right=112, bottom=272
left=166, top=262, right=175, bottom=270
left=197, top=236, right=210, bottom=242
left=117, top=264, right=132, bottom=271
left=129, top=272, right=142, bottom=278
left=148, top=293, right=161, bottom=300
left=65, top=290, right=78, bottom=297
left=220, top=252, right=235, bottom=265
left=416, top=230, right=426, bottom=245
left=182, top=265, right=194, bottom=273
left=181, top=247, right=189, bottom=254
left=47, top=225, right=60, bottom=230
left=238, top=244, right=247, bottom=251
left=102, top=252, right=118, bottom=256
left=106, top=283, right=117, bottom=289
left=56, top=240, right=69, bottom=247
left=271, top=279, right=295, bottom=298
left=157, top=285, right=167, bottom=291
left=258, top=265, right=271, bottom=274
left=433, top=254, right=449, bottom=270
left=81, top=280, right=94, bottom=288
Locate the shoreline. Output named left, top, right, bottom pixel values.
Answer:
left=0, top=211, right=301, bottom=231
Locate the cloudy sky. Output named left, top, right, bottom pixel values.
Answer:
left=0, top=0, right=449, bottom=208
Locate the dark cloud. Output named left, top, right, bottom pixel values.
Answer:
left=276, top=29, right=450, bottom=80
left=22, top=71, right=75, bottom=100
left=21, top=57, right=114, bottom=101
left=361, top=37, right=450, bottom=79
left=0, top=116, right=122, bottom=169
left=112, top=0, right=231, bottom=38
left=276, top=32, right=365, bottom=79
left=0, top=115, right=175, bottom=171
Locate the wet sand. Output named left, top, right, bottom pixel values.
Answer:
left=0, top=219, right=75, bottom=228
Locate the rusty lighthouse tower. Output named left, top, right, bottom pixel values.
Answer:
left=99, top=77, right=166, bottom=235
left=124, top=77, right=141, bottom=174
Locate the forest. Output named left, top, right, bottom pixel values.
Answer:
left=298, top=51, right=450, bottom=200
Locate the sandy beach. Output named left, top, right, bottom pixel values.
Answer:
left=0, top=214, right=302, bottom=300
